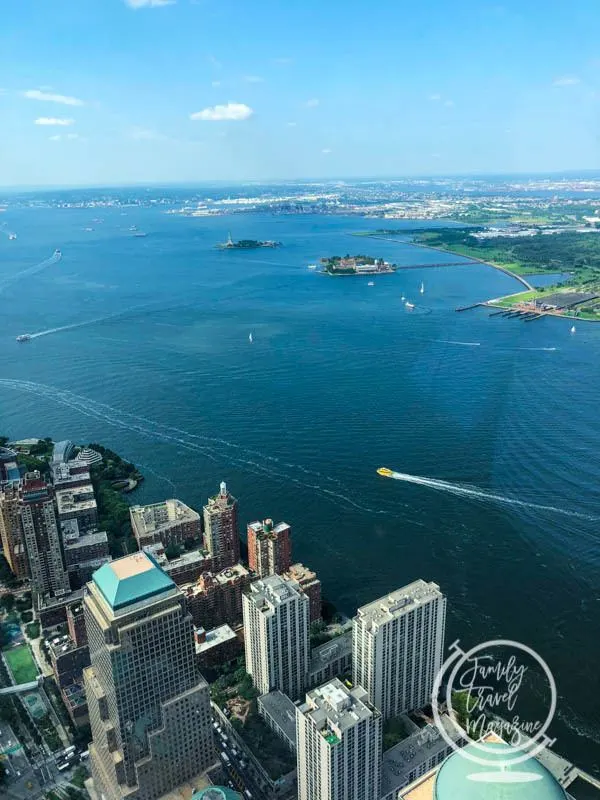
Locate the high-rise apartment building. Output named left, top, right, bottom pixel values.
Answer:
left=0, top=484, right=29, bottom=580
left=242, top=573, right=309, bottom=701
left=296, top=678, right=382, bottom=800
left=352, top=580, right=446, bottom=720
left=247, top=518, right=292, bottom=577
left=83, top=552, right=214, bottom=800
left=203, top=481, right=239, bottom=568
left=0, top=476, right=70, bottom=596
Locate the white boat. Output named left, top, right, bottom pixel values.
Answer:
left=401, top=295, right=405, bottom=301
left=368, top=281, right=375, bottom=287
left=8, top=232, right=17, bottom=240
left=248, top=332, right=253, bottom=343
left=405, top=301, right=415, bottom=310
left=570, top=325, right=576, bottom=334
left=420, top=282, right=425, bottom=294
left=308, top=264, right=317, bottom=270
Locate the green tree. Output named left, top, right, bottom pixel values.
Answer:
left=0, top=593, right=15, bottom=613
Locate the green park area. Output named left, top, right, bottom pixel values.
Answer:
left=3, top=642, right=38, bottom=684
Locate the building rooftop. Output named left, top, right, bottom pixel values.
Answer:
left=245, top=573, right=303, bottom=611
left=192, top=788, right=242, bottom=800
left=309, top=630, right=352, bottom=673
left=356, top=580, right=443, bottom=630
left=300, top=678, right=377, bottom=739
left=195, top=624, right=237, bottom=654
left=247, top=519, right=290, bottom=539
left=381, top=715, right=460, bottom=797
left=52, top=440, right=73, bottom=464
left=130, top=499, right=200, bottom=537
left=204, top=481, right=236, bottom=512
left=258, top=690, right=298, bottom=744
left=62, top=681, right=87, bottom=709
left=64, top=531, right=108, bottom=551
left=286, top=562, right=318, bottom=584
left=55, top=484, right=97, bottom=514
left=92, top=551, right=176, bottom=611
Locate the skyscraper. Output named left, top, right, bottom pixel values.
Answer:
left=0, top=475, right=70, bottom=596
left=296, top=678, right=382, bottom=800
left=353, top=580, right=446, bottom=720
left=247, top=518, right=292, bottom=577
left=242, top=573, right=309, bottom=701
left=83, top=552, right=214, bottom=800
left=203, top=481, right=239, bottom=569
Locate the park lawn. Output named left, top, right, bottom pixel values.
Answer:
left=3, top=642, right=38, bottom=683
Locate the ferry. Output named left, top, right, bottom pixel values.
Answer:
left=16, top=334, right=32, bottom=342
left=377, top=468, right=394, bottom=477
left=308, top=264, right=317, bottom=270
left=405, top=301, right=415, bottom=310
left=368, top=281, right=375, bottom=286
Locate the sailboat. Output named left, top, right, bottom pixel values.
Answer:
left=420, top=282, right=425, bottom=294
left=248, top=332, right=253, bottom=343
left=570, top=325, right=576, bottom=334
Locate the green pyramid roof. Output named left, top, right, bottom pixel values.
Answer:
left=92, top=551, right=175, bottom=611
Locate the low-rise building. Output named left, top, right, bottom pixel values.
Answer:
left=55, top=484, right=98, bottom=533
left=130, top=498, right=202, bottom=548
left=183, top=564, right=251, bottom=630
left=380, top=715, right=460, bottom=800
left=66, top=601, right=88, bottom=647
left=258, top=690, right=298, bottom=753
left=52, top=461, right=91, bottom=490
left=308, top=630, right=352, bottom=688
left=283, top=563, right=321, bottom=622
left=48, top=633, right=90, bottom=689
left=62, top=527, right=110, bottom=588
left=37, top=589, right=84, bottom=629
left=194, top=624, right=242, bottom=668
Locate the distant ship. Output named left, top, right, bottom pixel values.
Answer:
left=405, top=301, right=415, bottom=309
left=377, top=468, right=393, bottom=477
left=248, top=332, right=253, bottom=343
left=8, top=232, right=17, bottom=240
left=308, top=264, right=317, bottom=270
left=420, top=282, right=425, bottom=294
left=129, top=225, right=138, bottom=232
left=54, top=249, right=62, bottom=258
left=570, top=325, right=576, bottom=334
left=16, top=334, right=31, bottom=343
left=368, top=281, right=375, bottom=286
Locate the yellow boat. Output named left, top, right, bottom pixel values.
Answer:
left=377, top=467, right=393, bottom=477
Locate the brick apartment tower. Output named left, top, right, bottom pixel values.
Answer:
left=202, top=481, right=240, bottom=569
left=247, top=518, right=292, bottom=577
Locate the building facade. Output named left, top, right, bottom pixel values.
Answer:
left=0, top=484, right=29, bottom=579
left=203, top=482, right=239, bottom=569
left=83, top=552, right=215, bottom=800
left=19, top=476, right=70, bottom=597
left=296, top=679, right=382, bottom=800
left=130, top=499, right=202, bottom=549
left=182, top=564, right=251, bottom=631
left=283, top=562, right=321, bottom=622
left=247, top=519, right=292, bottom=577
left=242, top=574, right=309, bottom=701
left=352, top=580, right=446, bottom=720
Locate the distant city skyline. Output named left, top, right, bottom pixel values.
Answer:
left=1, top=0, right=600, bottom=186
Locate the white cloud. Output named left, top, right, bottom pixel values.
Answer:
left=444, top=99, right=455, bottom=107
left=428, top=93, right=442, bottom=101
left=35, top=117, right=74, bottom=126
left=129, top=127, right=163, bottom=140
left=211, top=80, right=222, bottom=88
left=190, top=102, right=253, bottom=121
left=24, top=89, right=84, bottom=106
left=243, top=75, right=264, bottom=84
left=305, top=98, right=320, bottom=108
left=49, top=133, right=81, bottom=141
left=124, top=0, right=175, bottom=7
left=287, top=121, right=297, bottom=127
left=553, top=76, right=581, bottom=86
left=273, top=57, right=292, bottom=65
left=322, top=148, right=332, bottom=154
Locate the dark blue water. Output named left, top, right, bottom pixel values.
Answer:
left=1, top=209, right=600, bottom=773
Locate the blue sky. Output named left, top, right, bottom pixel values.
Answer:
left=1, top=0, right=600, bottom=186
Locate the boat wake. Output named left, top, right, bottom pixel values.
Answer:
left=25, top=304, right=154, bottom=340
left=437, top=340, right=481, bottom=347
left=0, top=378, right=386, bottom=517
left=519, top=347, right=558, bottom=352
left=0, top=250, right=62, bottom=293
left=384, top=470, right=597, bottom=521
